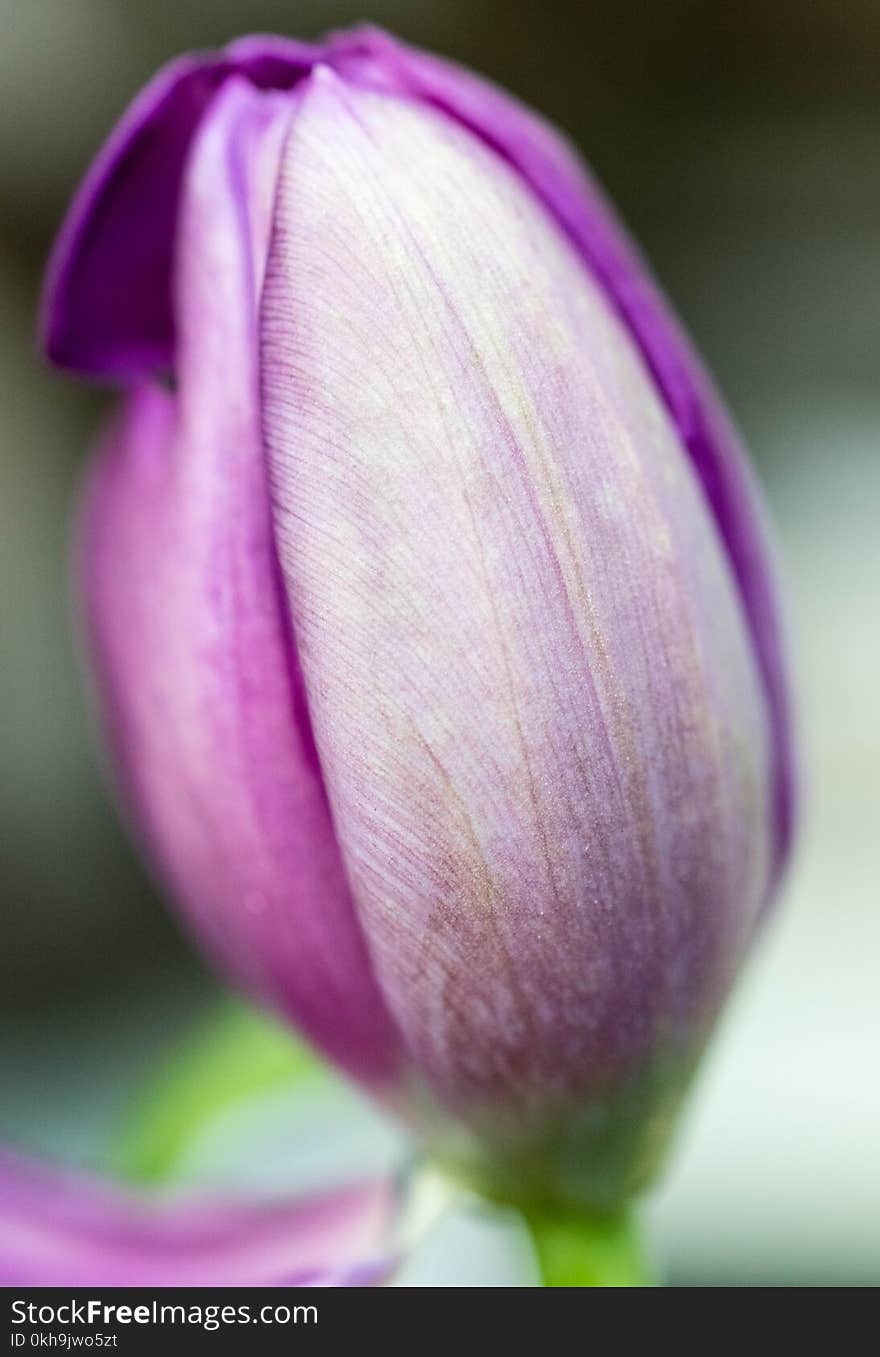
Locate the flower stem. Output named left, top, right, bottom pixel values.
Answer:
left=527, top=1208, right=651, bottom=1287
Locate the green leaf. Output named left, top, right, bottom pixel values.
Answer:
left=113, top=1002, right=323, bottom=1183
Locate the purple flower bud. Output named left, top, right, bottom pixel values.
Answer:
left=44, top=28, right=795, bottom=1210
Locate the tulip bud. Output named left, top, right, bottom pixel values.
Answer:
left=44, top=28, right=794, bottom=1212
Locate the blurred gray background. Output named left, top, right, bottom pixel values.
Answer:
left=2, top=1, right=878, bottom=1285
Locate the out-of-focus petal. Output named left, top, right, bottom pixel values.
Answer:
left=41, top=35, right=320, bottom=377
left=81, top=78, right=402, bottom=1083
left=261, top=72, right=771, bottom=1204
left=0, top=1150, right=395, bottom=1286
left=329, top=25, right=795, bottom=883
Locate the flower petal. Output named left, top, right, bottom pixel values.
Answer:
left=41, top=35, right=320, bottom=377
left=261, top=72, right=772, bottom=1199
left=81, top=78, right=402, bottom=1083
left=330, top=24, right=795, bottom=882
left=0, top=1150, right=394, bottom=1286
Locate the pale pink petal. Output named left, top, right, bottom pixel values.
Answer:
left=329, top=24, right=795, bottom=882
left=260, top=72, right=772, bottom=1202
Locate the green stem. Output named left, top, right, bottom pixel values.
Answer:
left=527, top=1208, right=652, bottom=1287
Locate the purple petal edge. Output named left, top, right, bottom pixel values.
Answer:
left=0, top=1148, right=397, bottom=1287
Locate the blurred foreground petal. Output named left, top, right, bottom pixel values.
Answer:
left=0, top=1150, right=396, bottom=1286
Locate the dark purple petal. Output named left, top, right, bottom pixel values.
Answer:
left=41, top=36, right=320, bottom=378
left=0, top=1149, right=396, bottom=1286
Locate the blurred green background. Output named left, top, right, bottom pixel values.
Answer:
left=1, top=1, right=878, bottom=1285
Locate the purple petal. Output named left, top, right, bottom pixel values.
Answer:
left=0, top=1150, right=395, bottom=1286
left=329, top=25, right=795, bottom=884
left=80, top=79, right=402, bottom=1083
left=260, top=71, right=772, bottom=1190
left=41, top=35, right=320, bottom=377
